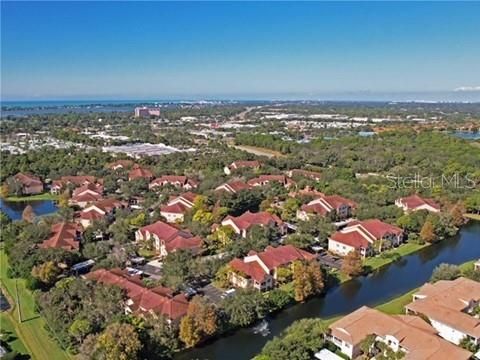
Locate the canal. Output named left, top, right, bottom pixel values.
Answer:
left=177, top=221, right=480, bottom=360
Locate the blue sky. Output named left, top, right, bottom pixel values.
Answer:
left=1, top=1, right=480, bottom=100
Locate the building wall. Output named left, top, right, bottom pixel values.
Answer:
left=328, top=239, right=356, bottom=256
left=161, top=211, right=184, bottom=223
left=429, top=318, right=470, bottom=345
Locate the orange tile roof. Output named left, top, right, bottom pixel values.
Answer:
left=329, top=306, right=471, bottom=360
left=40, top=222, right=82, bottom=251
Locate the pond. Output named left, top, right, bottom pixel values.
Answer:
left=177, top=221, right=480, bottom=360
left=451, top=130, right=480, bottom=140
left=0, top=199, right=58, bottom=220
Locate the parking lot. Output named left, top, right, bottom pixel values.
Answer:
left=317, top=252, right=343, bottom=269
left=200, top=283, right=227, bottom=305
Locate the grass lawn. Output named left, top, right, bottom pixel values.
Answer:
left=375, top=288, right=418, bottom=315
left=465, top=213, right=480, bottom=221
left=0, top=249, right=70, bottom=360
left=363, top=242, right=429, bottom=272
left=4, top=193, right=58, bottom=202
left=0, top=313, right=29, bottom=356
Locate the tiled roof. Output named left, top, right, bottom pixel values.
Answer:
left=215, top=180, right=251, bottom=193
left=229, top=160, right=261, bottom=170
left=223, top=211, right=283, bottom=231
left=406, top=277, right=480, bottom=338
left=229, top=245, right=315, bottom=282
left=86, top=268, right=188, bottom=320
left=329, top=306, right=471, bottom=360
left=330, top=219, right=403, bottom=249
left=128, top=166, right=153, bottom=180
left=138, top=221, right=202, bottom=252
left=40, top=222, right=82, bottom=251
left=14, top=173, right=42, bottom=186
left=398, top=195, right=440, bottom=211
left=161, top=202, right=189, bottom=214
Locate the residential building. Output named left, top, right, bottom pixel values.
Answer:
left=224, top=160, right=261, bottom=175
left=128, top=165, right=154, bottom=181
left=70, top=183, right=104, bottom=207
left=149, top=176, right=198, bottom=190
left=160, top=192, right=197, bottom=223
left=50, top=175, right=96, bottom=195
left=86, top=268, right=188, bottom=322
left=297, top=194, right=357, bottom=221
left=221, top=210, right=286, bottom=238
left=247, top=174, right=295, bottom=188
left=228, top=245, right=316, bottom=291
left=395, top=194, right=441, bottom=213
left=78, top=198, right=126, bottom=227
left=214, top=180, right=251, bottom=194
left=405, top=277, right=480, bottom=346
left=328, top=219, right=404, bottom=257
left=107, top=159, right=135, bottom=170
left=327, top=306, right=471, bottom=359
left=135, top=220, right=202, bottom=257
left=134, top=107, right=161, bottom=118
left=39, top=222, right=82, bottom=251
left=12, top=172, right=43, bottom=195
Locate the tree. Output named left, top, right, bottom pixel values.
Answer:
left=69, top=319, right=93, bottom=345
left=293, top=260, right=324, bottom=302
left=207, top=225, right=236, bottom=250
left=161, top=250, right=194, bottom=290
left=430, top=263, right=461, bottom=283
left=420, top=220, right=436, bottom=243
left=96, top=323, right=142, bottom=360
left=449, top=202, right=466, bottom=227
left=359, top=334, right=376, bottom=358
left=22, top=205, right=35, bottom=223
left=179, top=296, right=219, bottom=347
left=31, top=261, right=61, bottom=286
left=341, top=250, right=363, bottom=277
left=58, top=189, right=70, bottom=208
left=259, top=318, right=327, bottom=360
left=223, top=289, right=268, bottom=327
left=0, top=183, right=9, bottom=198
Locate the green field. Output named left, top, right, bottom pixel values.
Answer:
left=4, top=193, right=58, bottom=202
left=375, top=288, right=418, bottom=315
left=363, top=242, right=429, bottom=272
left=0, top=249, right=70, bottom=360
left=465, top=213, right=480, bottom=221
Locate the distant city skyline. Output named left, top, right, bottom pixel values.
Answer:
left=1, top=2, right=480, bottom=101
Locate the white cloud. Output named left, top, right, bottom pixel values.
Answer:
left=454, top=86, right=480, bottom=92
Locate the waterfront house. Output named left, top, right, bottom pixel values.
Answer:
left=405, top=277, right=480, bottom=346
left=12, top=172, right=43, bottom=195
left=327, top=306, right=471, bottom=359
left=228, top=245, right=316, bottom=291
left=221, top=210, right=287, bottom=238
left=149, top=176, right=198, bottom=190
left=40, top=222, right=82, bottom=251
left=296, top=194, right=357, bottom=221
left=135, top=220, right=202, bottom=257
left=224, top=160, right=261, bottom=175
left=328, top=219, right=404, bottom=257
left=395, top=194, right=441, bottom=213
left=160, top=192, right=197, bottom=223
left=86, top=268, right=188, bottom=323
